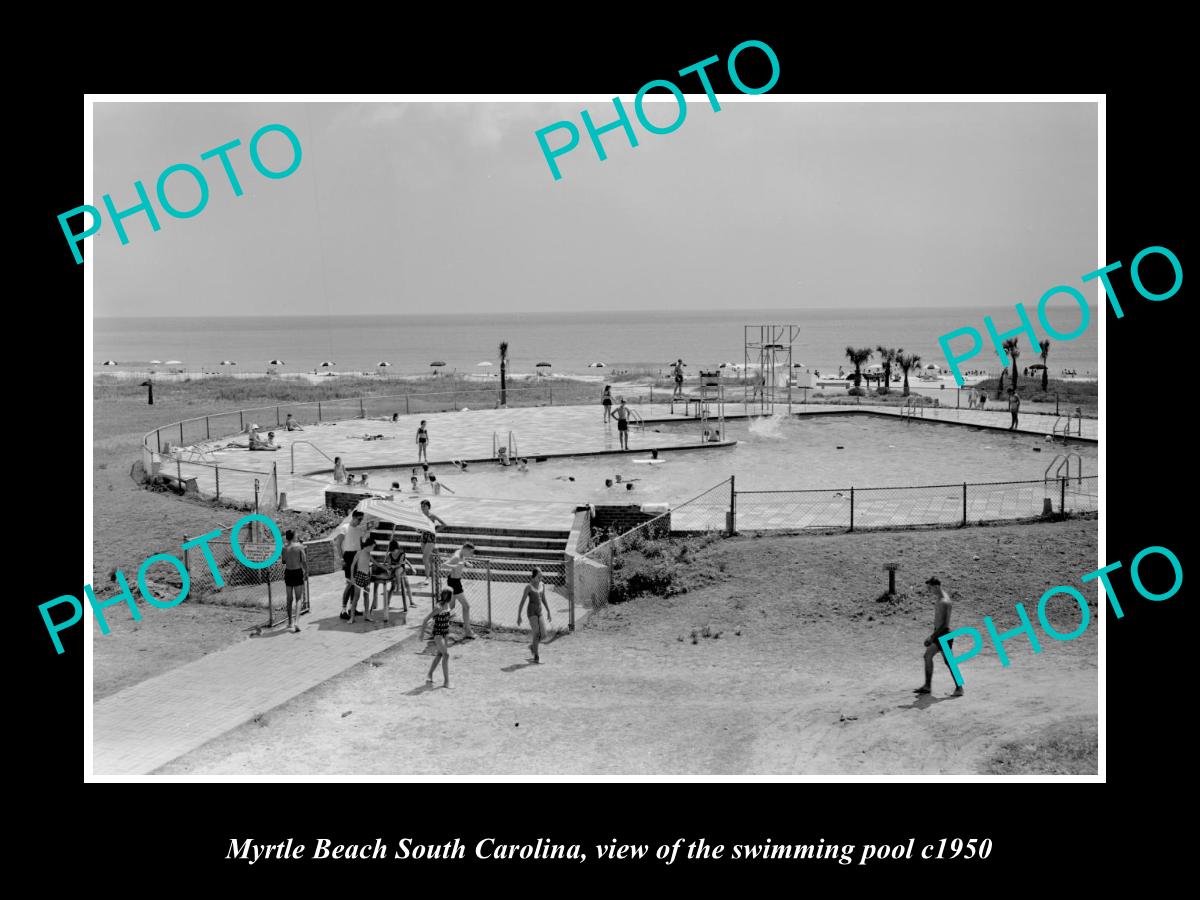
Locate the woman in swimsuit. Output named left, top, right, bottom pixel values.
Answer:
left=416, top=421, right=429, bottom=463
left=419, top=588, right=454, bottom=688
left=601, top=385, right=613, bottom=421
left=517, top=567, right=552, bottom=663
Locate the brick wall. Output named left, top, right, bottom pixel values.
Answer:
left=325, top=488, right=372, bottom=513
left=304, top=538, right=340, bottom=576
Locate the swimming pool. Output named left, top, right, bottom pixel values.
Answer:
left=365, top=415, right=1097, bottom=506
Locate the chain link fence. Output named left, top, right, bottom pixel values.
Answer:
left=422, top=552, right=572, bottom=632
left=183, top=536, right=309, bottom=631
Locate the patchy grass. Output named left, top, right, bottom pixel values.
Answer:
left=974, top=376, right=1097, bottom=415
left=984, top=718, right=1097, bottom=775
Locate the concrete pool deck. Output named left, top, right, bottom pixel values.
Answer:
left=163, top=401, right=1097, bottom=525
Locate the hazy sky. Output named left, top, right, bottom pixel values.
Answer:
left=92, top=101, right=1097, bottom=317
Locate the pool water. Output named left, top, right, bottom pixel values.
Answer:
left=368, top=414, right=1096, bottom=506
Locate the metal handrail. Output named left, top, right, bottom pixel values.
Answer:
left=290, top=440, right=337, bottom=474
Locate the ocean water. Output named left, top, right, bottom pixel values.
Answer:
left=93, top=306, right=1099, bottom=379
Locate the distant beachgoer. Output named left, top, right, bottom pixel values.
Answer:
left=1008, top=390, right=1021, bottom=430
left=333, top=457, right=347, bottom=484
left=672, top=359, right=685, bottom=399
left=349, top=535, right=378, bottom=624
left=517, top=567, right=551, bottom=663
left=968, top=391, right=977, bottom=410
left=614, top=399, right=631, bottom=450
left=978, top=393, right=987, bottom=411
left=915, top=576, right=962, bottom=696
left=602, top=385, right=613, bottom=421
left=420, top=588, right=454, bottom=688
left=416, top=421, right=429, bottom=463
left=282, top=529, right=307, bottom=633
left=444, top=543, right=476, bottom=639
left=419, top=501, right=447, bottom=588
left=284, top=414, right=303, bottom=432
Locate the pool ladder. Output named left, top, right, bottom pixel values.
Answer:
left=1044, top=452, right=1084, bottom=486
left=1052, top=409, right=1084, bottom=441
left=290, top=439, right=337, bottom=474
left=493, top=430, right=519, bottom=461
left=900, top=397, right=925, bottom=421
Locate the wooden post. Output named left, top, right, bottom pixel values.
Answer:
left=1060, top=476, right=1066, bottom=514
left=239, top=411, right=244, bottom=431
left=318, top=401, right=322, bottom=422
left=215, top=466, right=220, bottom=501
left=849, top=487, right=855, bottom=532
left=179, top=422, right=184, bottom=445
left=276, top=406, right=281, bottom=426
left=962, top=482, right=968, bottom=526
left=728, top=475, right=737, bottom=536
left=205, top=416, right=210, bottom=439
left=406, top=395, right=410, bottom=415
left=486, top=561, right=493, bottom=629
left=359, top=398, right=365, bottom=418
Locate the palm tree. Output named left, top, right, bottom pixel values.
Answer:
left=844, top=346, right=873, bottom=394
left=897, top=352, right=920, bottom=397
left=1039, top=339, right=1051, bottom=391
left=499, top=340, right=508, bottom=407
left=997, top=368, right=1007, bottom=398
left=877, top=346, right=898, bottom=394
left=1003, top=337, right=1020, bottom=391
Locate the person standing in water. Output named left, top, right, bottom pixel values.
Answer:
left=601, top=384, right=613, bottom=421
left=614, top=399, right=631, bottom=450
left=517, top=567, right=552, bottom=663
left=416, top=420, right=430, bottom=463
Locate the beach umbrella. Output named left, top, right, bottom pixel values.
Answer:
left=476, top=361, right=493, bottom=367
left=164, top=360, right=182, bottom=365
left=429, top=361, right=445, bottom=367
left=377, top=361, right=392, bottom=367
left=1028, top=363, right=1047, bottom=371
left=102, top=360, right=118, bottom=366
left=220, top=360, right=237, bottom=366
left=536, top=361, right=551, bottom=368
left=268, top=358, right=285, bottom=366
left=792, top=362, right=806, bottom=368
left=149, top=360, right=162, bottom=365
left=588, top=361, right=606, bottom=368
left=320, top=361, right=336, bottom=368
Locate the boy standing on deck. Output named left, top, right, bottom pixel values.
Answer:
left=282, top=529, right=307, bottom=633
left=614, top=399, right=631, bottom=450
left=1007, top=389, right=1021, bottom=430
left=915, top=577, right=963, bottom=697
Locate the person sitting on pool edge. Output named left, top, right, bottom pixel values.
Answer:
left=249, top=431, right=279, bottom=450
left=284, top=413, right=304, bottom=432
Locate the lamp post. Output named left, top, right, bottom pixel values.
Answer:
left=141, top=379, right=154, bottom=405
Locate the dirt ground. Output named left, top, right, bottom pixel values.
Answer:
left=157, top=518, right=1098, bottom=776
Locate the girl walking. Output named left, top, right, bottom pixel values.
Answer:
left=416, top=420, right=430, bottom=463
left=420, top=588, right=454, bottom=688
left=517, top=567, right=552, bottom=663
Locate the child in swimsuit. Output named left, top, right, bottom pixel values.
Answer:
left=420, top=588, right=454, bottom=688
left=416, top=421, right=429, bottom=463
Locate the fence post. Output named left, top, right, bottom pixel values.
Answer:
left=849, top=486, right=855, bottom=532
left=318, top=401, right=322, bottom=422
left=272, top=462, right=278, bottom=506
left=267, top=577, right=274, bottom=628
left=179, top=422, right=184, bottom=445
left=359, top=398, right=365, bottom=418
left=276, top=406, right=281, bottom=426
left=1060, top=476, right=1066, bottom=514
left=406, top=395, right=410, bottom=415
left=962, top=482, right=968, bottom=526
left=156, top=429, right=162, bottom=452
left=608, top=542, right=614, bottom=598
left=956, top=388, right=961, bottom=410
left=205, top=416, right=210, bottom=439
left=176, top=458, right=182, bottom=484
left=452, top=388, right=457, bottom=410
left=215, top=466, right=220, bottom=501
left=239, top=411, right=244, bottom=431
left=486, top=561, right=493, bottom=629
left=254, top=478, right=260, bottom=514
left=728, top=475, right=737, bottom=536
left=182, top=533, right=190, bottom=581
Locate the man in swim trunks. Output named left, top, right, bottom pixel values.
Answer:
left=916, top=576, right=963, bottom=696
left=614, top=399, right=631, bottom=450
left=282, top=529, right=307, bottom=633
left=672, top=359, right=685, bottom=399
left=444, top=542, right=476, bottom=639
left=1007, top=389, right=1021, bottom=430
left=419, top=500, right=447, bottom=589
